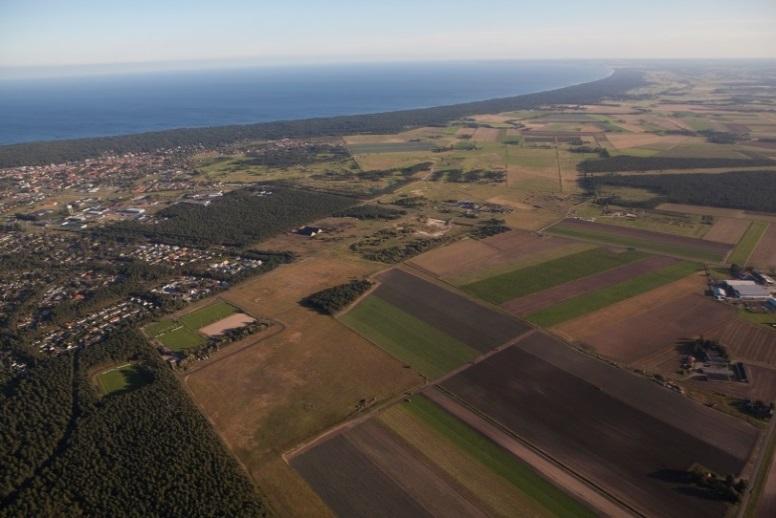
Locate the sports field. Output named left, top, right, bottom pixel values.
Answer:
left=95, top=363, right=151, bottom=396
left=146, top=300, right=239, bottom=351
left=461, top=247, right=648, bottom=304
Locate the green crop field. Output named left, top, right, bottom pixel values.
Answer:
left=549, top=224, right=726, bottom=262
left=179, top=301, right=238, bottom=329
left=729, top=221, right=769, bottom=265
left=95, top=363, right=152, bottom=396
left=527, top=261, right=699, bottom=327
left=394, top=396, right=595, bottom=517
left=461, top=248, right=648, bottom=304
left=340, top=296, right=478, bottom=379
left=146, top=300, right=238, bottom=351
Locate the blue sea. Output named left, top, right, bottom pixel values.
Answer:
left=0, top=61, right=610, bottom=145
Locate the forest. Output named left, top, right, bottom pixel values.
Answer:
left=301, top=279, right=373, bottom=314
left=334, top=204, right=406, bottom=220
left=583, top=170, right=776, bottom=212
left=100, top=186, right=356, bottom=247
left=0, top=332, right=265, bottom=517
left=0, top=70, right=644, bottom=167
left=578, top=155, right=774, bottom=173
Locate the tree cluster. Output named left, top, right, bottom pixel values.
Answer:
left=583, top=170, right=776, bottom=213
left=301, top=279, right=374, bottom=314
left=578, top=155, right=773, bottom=173
left=101, top=187, right=357, bottom=247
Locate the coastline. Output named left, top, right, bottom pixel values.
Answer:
left=0, top=67, right=641, bottom=168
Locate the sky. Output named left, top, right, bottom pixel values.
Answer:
left=1, top=0, right=775, bottom=75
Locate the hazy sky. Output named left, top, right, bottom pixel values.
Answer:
left=1, top=0, right=775, bottom=71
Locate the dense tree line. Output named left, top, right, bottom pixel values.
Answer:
left=100, top=186, right=357, bottom=247
left=334, top=204, right=406, bottom=220
left=583, top=170, right=776, bottom=212
left=429, top=169, right=506, bottom=183
left=1, top=332, right=266, bottom=517
left=301, top=279, right=374, bottom=314
left=578, top=155, right=774, bottom=173
left=240, top=142, right=350, bottom=168
left=0, top=70, right=644, bottom=168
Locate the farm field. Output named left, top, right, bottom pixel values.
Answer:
left=748, top=223, right=776, bottom=270
left=549, top=218, right=732, bottom=262
left=503, top=254, right=677, bottom=316
left=341, top=268, right=529, bottom=378
left=704, top=217, right=753, bottom=245
left=556, top=289, right=734, bottom=365
left=729, top=222, right=769, bottom=266
left=94, top=363, right=151, bottom=396
left=184, top=255, right=422, bottom=516
left=341, top=295, right=479, bottom=379
left=718, top=320, right=776, bottom=367
left=461, top=247, right=648, bottom=304
left=145, top=300, right=239, bottom=351
left=291, top=394, right=595, bottom=518
left=407, top=230, right=591, bottom=284
left=441, top=331, right=760, bottom=518
left=525, top=260, right=699, bottom=327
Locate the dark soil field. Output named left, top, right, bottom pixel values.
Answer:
left=718, top=320, right=776, bottom=367
left=551, top=218, right=732, bottom=261
left=441, top=332, right=760, bottom=518
left=503, top=255, right=677, bottom=316
left=291, top=420, right=485, bottom=518
left=748, top=223, right=776, bottom=269
left=374, top=268, right=530, bottom=352
left=559, top=293, right=735, bottom=364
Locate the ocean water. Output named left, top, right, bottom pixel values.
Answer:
left=0, top=61, right=610, bottom=145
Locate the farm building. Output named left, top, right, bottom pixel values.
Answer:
left=297, top=226, right=323, bottom=237
left=723, top=280, right=772, bottom=301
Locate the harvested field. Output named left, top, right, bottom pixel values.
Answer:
left=462, top=247, right=648, bottom=305
left=472, top=127, right=501, bottom=142
left=549, top=218, right=732, bottom=262
left=372, top=268, right=530, bottom=352
left=558, top=292, right=735, bottom=364
left=704, top=217, right=752, bottom=244
left=503, top=255, right=677, bottom=316
left=347, top=141, right=436, bottom=154
left=442, top=332, right=760, bottom=518
left=749, top=223, right=776, bottom=270
left=718, top=320, right=776, bottom=367
left=199, top=313, right=256, bottom=337
left=407, top=230, right=585, bottom=283
left=291, top=431, right=437, bottom=518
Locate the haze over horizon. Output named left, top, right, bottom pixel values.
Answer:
left=1, top=0, right=775, bottom=79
